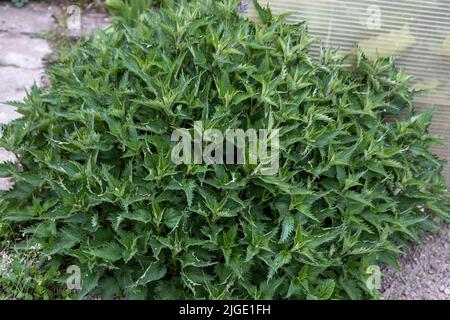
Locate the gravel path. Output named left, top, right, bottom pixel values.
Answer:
left=0, top=2, right=448, bottom=300
left=381, top=223, right=450, bottom=300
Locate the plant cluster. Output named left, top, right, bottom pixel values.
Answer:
left=0, top=0, right=448, bottom=299
left=0, top=245, right=72, bottom=299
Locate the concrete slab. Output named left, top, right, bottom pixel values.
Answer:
left=0, top=66, right=43, bottom=103
left=0, top=3, right=57, bottom=34
left=0, top=147, right=17, bottom=192
left=0, top=32, right=51, bottom=69
left=0, top=147, right=17, bottom=163
left=0, top=177, right=14, bottom=191
left=0, top=102, right=22, bottom=124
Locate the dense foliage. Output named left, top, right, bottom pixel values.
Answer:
left=0, top=0, right=448, bottom=299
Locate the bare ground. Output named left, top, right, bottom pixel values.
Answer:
left=381, top=223, right=450, bottom=300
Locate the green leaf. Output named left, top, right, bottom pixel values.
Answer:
left=279, top=214, right=295, bottom=243
left=134, top=262, right=167, bottom=287
left=86, top=243, right=123, bottom=262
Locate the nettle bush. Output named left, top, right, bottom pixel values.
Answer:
left=1, top=0, right=449, bottom=299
